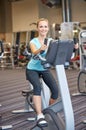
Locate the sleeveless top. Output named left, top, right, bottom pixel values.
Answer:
left=26, top=37, right=52, bottom=71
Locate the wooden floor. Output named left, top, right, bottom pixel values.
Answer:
left=0, top=67, right=86, bottom=130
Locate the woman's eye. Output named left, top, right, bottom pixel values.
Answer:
left=39, top=26, right=48, bottom=28
left=45, top=26, right=48, bottom=28
left=39, top=26, right=43, bottom=28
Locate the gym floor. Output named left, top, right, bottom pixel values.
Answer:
left=0, top=68, right=86, bottom=130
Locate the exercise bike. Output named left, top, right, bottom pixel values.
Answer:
left=12, top=39, right=75, bottom=130
left=72, top=30, right=86, bottom=96
left=72, top=30, right=86, bottom=124
left=78, top=30, right=86, bottom=97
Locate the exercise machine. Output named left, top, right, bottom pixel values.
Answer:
left=12, top=38, right=50, bottom=113
left=78, top=30, right=86, bottom=124
left=12, top=39, right=75, bottom=130
left=72, top=30, right=86, bottom=124
left=31, top=39, right=74, bottom=130
left=0, top=40, right=4, bottom=63
left=72, top=30, right=86, bottom=96
left=0, top=41, right=12, bottom=130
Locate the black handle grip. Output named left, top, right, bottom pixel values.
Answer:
left=44, top=38, right=48, bottom=45
left=40, top=38, right=48, bottom=54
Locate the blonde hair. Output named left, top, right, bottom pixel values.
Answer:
left=37, top=18, right=49, bottom=27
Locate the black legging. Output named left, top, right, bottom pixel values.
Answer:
left=26, top=69, right=58, bottom=99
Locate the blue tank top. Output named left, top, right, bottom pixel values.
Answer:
left=26, top=37, right=52, bottom=71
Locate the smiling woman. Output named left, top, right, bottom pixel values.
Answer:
left=26, top=18, right=58, bottom=127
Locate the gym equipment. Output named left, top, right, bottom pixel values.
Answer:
left=0, top=41, right=4, bottom=59
left=72, top=30, right=86, bottom=124
left=0, top=41, right=3, bottom=122
left=77, top=70, right=86, bottom=94
left=11, top=31, right=38, bottom=68
left=0, top=41, right=12, bottom=129
left=0, top=125, right=12, bottom=130
left=0, top=40, right=13, bottom=69
left=72, top=30, right=86, bottom=96
left=60, top=22, right=80, bottom=69
left=79, top=30, right=86, bottom=70
left=31, top=39, right=74, bottom=130
left=78, top=30, right=86, bottom=124
left=12, top=39, right=75, bottom=130
left=12, top=38, right=50, bottom=113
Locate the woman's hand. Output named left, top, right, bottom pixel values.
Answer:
left=40, top=44, right=47, bottom=51
left=74, top=43, right=79, bottom=49
left=30, top=43, right=47, bottom=55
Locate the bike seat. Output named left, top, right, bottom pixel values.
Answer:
left=22, top=89, right=33, bottom=97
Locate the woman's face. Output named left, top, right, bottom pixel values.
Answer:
left=37, top=20, right=49, bottom=37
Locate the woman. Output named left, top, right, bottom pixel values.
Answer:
left=26, top=18, right=58, bottom=127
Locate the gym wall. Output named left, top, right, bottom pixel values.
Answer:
left=11, top=0, right=62, bottom=32
left=0, top=0, right=86, bottom=43
left=71, top=0, right=86, bottom=22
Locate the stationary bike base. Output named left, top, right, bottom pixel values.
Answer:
left=72, top=92, right=86, bottom=96
left=83, top=120, right=86, bottom=124
left=12, top=109, right=33, bottom=114
left=0, top=125, right=12, bottom=130
left=12, top=89, right=34, bottom=114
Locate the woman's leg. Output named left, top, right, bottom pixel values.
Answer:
left=42, top=70, right=58, bottom=104
left=33, top=95, right=42, bottom=114
left=26, top=69, right=48, bottom=126
left=49, top=98, right=57, bottom=105
left=26, top=69, right=42, bottom=114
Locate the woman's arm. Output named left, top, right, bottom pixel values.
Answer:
left=30, top=43, right=47, bottom=55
